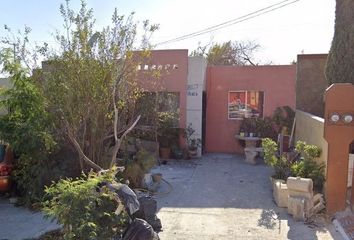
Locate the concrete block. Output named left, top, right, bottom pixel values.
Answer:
left=287, top=177, right=313, bottom=193
left=273, top=181, right=288, bottom=208
left=309, top=193, right=325, bottom=217
left=288, top=196, right=306, bottom=221
left=287, top=190, right=313, bottom=200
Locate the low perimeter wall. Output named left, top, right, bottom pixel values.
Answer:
left=294, top=110, right=328, bottom=166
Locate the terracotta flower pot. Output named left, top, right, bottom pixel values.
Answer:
left=0, top=176, right=11, bottom=192
left=188, top=148, right=198, bottom=158
left=159, top=147, right=171, bottom=159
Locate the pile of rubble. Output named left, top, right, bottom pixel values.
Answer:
left=273, top=177, right=325, bottom=221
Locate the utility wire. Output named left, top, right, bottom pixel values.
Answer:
left=155, top=0, right=300, bottom=46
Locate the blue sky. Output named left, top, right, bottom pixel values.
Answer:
left=0, top=0, right=335, bottom=64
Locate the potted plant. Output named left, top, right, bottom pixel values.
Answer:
left=291, top=141, right=325, bottom=193
left=184, top=124, right=201, bottom=158
left=188, top=138, right=201, bottom=158
left=262, top=138, right=292, bottom=183
left=157, top=112, right=179, bottom=159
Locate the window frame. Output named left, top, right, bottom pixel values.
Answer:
left=228, top=90, right=264, bottom=120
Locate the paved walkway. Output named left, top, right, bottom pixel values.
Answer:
left=0, top=199, right=60, bottom=240
left=152, top=154, right=343, bottom=240
left=0, top=153, right=344, bottom=240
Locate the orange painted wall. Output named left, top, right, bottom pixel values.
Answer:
left=324, top=84, right=354, bottom=215
left=136, top=49, right=188, bottom=142
left=205, top=65, right=296, bottom=153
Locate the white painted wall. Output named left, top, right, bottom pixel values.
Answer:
left=186, top=56, right=207, bottom=156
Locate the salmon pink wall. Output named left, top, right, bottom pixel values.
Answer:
left=136, top=49, right=188, bottom=142
left=205, top=65, right=296, bottom=153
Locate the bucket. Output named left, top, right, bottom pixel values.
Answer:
left=152, top=173, right=162, bottom=184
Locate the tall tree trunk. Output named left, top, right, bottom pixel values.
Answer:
left=325, top=0, right=354, bottom=85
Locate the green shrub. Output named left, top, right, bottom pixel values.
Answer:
left=0, top=49, right=56, bottom=205
left=262, top=138, right=291, bottom=180
left=291, top=141, right=325, bottom=192
left=122, top=149, right=157, bottom=188
left=262, top=138, right=326, bottom=192
left=43, top=168, right=128, bottom=240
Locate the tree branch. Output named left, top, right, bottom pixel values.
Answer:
left=64, top=120, right=103, bottom=172
left=109, top=115, right=141, bottom=168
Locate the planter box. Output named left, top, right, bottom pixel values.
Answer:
left=273, top=180, right=288, bottom=208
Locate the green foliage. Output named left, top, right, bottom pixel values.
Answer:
left=325, top=0, right=354, bottom=85
left=0, top=48, right=56, bottom=204
left=43, top=168, right=128, bottom=239
left=157, top=111, right=180, bottom=148
left=240, top=117, right=277, bottom=139
left=292, top=141, right=325, bottom=192
left=1, top=0, right=159, bottom=204
left=262, top=138, right=291, bottom=180
left=295, top=141, right=321, bottom=160
left=122, top=149, right=157, bottom=188
left=238, top=106, right=294, bottom=142
left=262, top=138, right=325, bottom=192
left=135, top=149, right=157, bottom=172
left=184, top=124, right=201, bottom=150
left=38, top=0, right=158, bottom=170
left=272, top=106, right=295, bottom=134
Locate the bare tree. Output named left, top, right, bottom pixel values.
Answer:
left=190, top=40, right=260, bottom=66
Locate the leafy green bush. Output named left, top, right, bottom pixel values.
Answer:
left=262, top=138, right=291, bottom=180
left=295, top=141, right=321, bottom=160
left=157, top=111, right=180, bottom=148
left=291, top=141, right=325, bottom=192
left=43, top=169, right=128, bottom=239
left=262, top=138, right=326, bottom=192
left=0, top=49, right=56, bottom=204
left=122, top=149, right=157, bottom=188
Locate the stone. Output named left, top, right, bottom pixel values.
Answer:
left=288, top=196, right=306, bottom=221
left=244, top=147, right=257, bottom=164
left=273, top=181, right=288, bottom=208
left=287, top=177, right=313, bottom=193
left=286, top=177, right=324, bottom=220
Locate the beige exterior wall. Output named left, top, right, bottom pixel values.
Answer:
left=294, top=110, right=328, bottom=165
left=186, top=56, right=207, bottom=156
